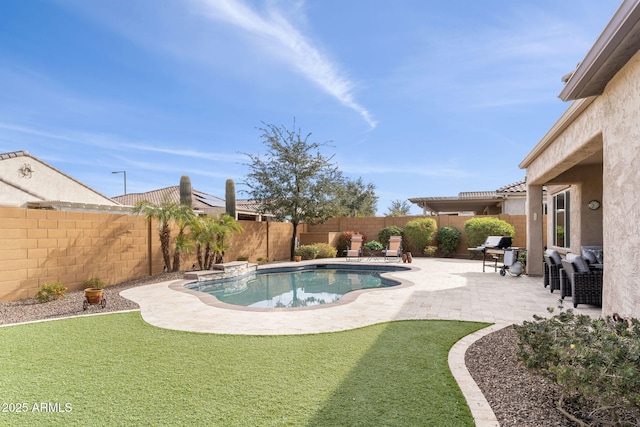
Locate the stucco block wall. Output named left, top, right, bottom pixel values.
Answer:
left=305, top=214, right=532, bottom=257
left=0, top=209, right=295, bottom=302
left=0, top=207, right=154, bottom=301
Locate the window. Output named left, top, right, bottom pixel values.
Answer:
left=553, top=190, right=570, bottom=248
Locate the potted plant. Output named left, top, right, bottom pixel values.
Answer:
left=83, top=277, right=105, bottom=305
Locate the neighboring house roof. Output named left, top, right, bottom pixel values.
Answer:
left=112, top=187, right=268, bottom=219
left=409, top=180, right=541, bottom=215
left=0, top=150, right=122, bottom=211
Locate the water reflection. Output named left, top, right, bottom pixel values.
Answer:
left=189, top=269, right=394, bottom=308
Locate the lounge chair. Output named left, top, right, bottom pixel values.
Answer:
left=345, top=234, right=363, bottom=261
left=383, top=236, right=402, bottom=262
left=561, top=256, right=603, bottom=308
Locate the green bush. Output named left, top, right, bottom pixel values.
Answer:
left=404, top=218, right=437, bottom=254
left=336, top=231, right=367, bottom=257
left=364, top=240, right=384, bottom=251
left=436, top=226, right=462, bottom=257
left=82, top=277, right=105, bottom=289
left=514, top=311, right=640, bottom=424
left=294, top=245, right=320, bottom=260
left=313, top=243, right=337, bottom=258
left=463, top=217, right=515, bottom=248
left=35, top=282, right=67, bottom=303
left=377, top=226, right=404, bottom=247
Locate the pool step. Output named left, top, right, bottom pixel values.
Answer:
left=183, top=261, right=257, bottom=282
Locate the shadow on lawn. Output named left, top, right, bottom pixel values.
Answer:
left=305, top=319, right=487, bottom=427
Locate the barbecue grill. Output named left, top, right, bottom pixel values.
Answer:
left=469, top=236, right=523, bottom=274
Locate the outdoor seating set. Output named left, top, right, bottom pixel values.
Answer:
left=345, top=235, right=403, bottom=262
left=543, top=246, right=604, bottom=308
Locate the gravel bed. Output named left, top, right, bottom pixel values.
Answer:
left=466, top=325, right=574, bottom=426
left=0, top=272, right=183, bottom=325
left=1, top=275, right=571, bottom=425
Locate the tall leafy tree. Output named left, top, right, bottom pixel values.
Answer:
left=243, top=121, right=343, bottom=260
left=386, top=199, right=412, bottom=217
left=335, top=177, right=378, bottom=217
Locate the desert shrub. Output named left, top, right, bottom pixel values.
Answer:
left=424, top=246, right=437, bottom=256
left=436, top=226, right=462, bottom=257
left=364, top=240, right=384, bottom=251
left=294, top=245, right=320, bottom=260
left=82, top=277, right=105, bottom=289
left=463, top=217, right=515, bottom=248
left=377, top=226, right=404, bottom=247
left=313, top=243, right=337, bottom=258
left=336, top=231, right=367, bottom=257
left=514, top=311, right=640, bottom=424
left=35, top=282, right=67, bottom=303
left=403, top=218, right=437, bottom=254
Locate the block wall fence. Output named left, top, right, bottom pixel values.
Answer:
left=303, top=214, right=544, bottom=256
left=0, top=206, right=540, bottom=302
left=0, top=207, right=296, bottom=302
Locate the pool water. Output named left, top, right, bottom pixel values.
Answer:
left=186, top=266, right=406, bottom=308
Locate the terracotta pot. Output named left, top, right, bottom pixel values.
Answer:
left=84, top=288, right=104, bottom=304
left=294, top=256, right=302, bottom=262
left=406, top=252, right=413, bottom=263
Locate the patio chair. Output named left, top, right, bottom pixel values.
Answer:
left=543, top=250, right=563, bottom=293
left=345, top=234, right=363, bottom=261
left=383, top=236, right=402, bottom=262
left=561, top=257, right=603, bottom=308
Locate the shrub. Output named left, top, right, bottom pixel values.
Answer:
left=313, top=243, right=337, bottom=258
left=424, top=246, right=438, bottom=256
left=403, top=218, right=437, bottom=254
left=364, top=241, right=384, bottom=251
left=82, top=277, right=105, bottom=289
left=377, top=226, right=404, bottom=247
left=463, top=217, right=515, bottom=248
left=436, top=226, right=462, bottom=257
left=236, top=256, right=249, bottom=261
left=35, top=282, right=67, bottom=303
left=336, top=231, right=367, bottom=257
left=514, top=310, right=640, bottom=424
left=294, top=245, right=320, bottom=260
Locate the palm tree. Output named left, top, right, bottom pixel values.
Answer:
left=133, top=200, right=180, bottom=272
left=171, top=204, right=197, bottom=272
left=189, top=215, right=216, bottom=270
left=212, top=214, right=243, bottom=265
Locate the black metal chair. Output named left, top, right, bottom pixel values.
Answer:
left=561, top=259, right=603, bottom=308
left=543, top=254, right=562, bottom=293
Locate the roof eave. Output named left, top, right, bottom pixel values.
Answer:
left=559, top=0, right=640, bottom=101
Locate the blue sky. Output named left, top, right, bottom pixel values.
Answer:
left=0, top=1, right=621, bottom=214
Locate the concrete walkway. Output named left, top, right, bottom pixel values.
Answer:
left=120, top=257, right=601, bottom=426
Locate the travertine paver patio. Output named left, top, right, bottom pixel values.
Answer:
left=121, top=257, right=600, bottom=335
left=120, top=257, right=602, bottom=427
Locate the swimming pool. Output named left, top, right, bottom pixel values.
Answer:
left=185, top=264, right=409, bottom=308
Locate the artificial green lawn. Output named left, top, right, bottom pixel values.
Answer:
left=0, top=313, right=488, bottom=426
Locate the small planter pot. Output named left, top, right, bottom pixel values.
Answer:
left=84, top=288, right=104, bottom=304
left=294, top=256, right=302, bottom=262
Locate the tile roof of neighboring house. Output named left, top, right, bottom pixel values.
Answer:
left=112, top=187, right=225, bottom=213
left=112, top=187, right=265, bottom=216
left=496, top=180, right=527, bottom=194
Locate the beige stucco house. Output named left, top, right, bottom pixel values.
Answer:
left=520, top=0, right=640, bottom=318
left=0, top=150, right=124, bottom=211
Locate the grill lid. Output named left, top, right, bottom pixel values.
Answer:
left=483, top=236, right=512, bottom=248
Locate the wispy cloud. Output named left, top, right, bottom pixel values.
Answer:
left=0, top=122, right=244, bottom=163
left=192, top=0, right=376, bottom=128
